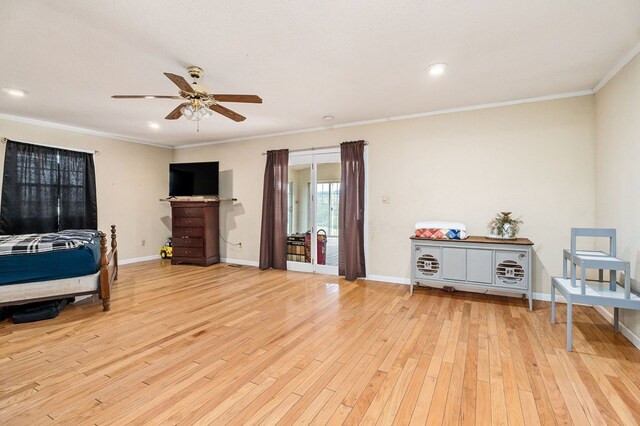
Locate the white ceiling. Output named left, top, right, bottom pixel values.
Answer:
left=0, top=1, right=638, bottom=147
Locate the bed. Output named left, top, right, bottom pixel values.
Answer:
left=0, top=225, right=118, bottom=311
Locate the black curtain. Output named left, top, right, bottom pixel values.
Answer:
left=339, top=140, right=366, bottom=280
left=0, top=140, right=97, bottom=234
left=259, top=149, right=289, bottom=270
left=58, top=148, right=97, bottom=230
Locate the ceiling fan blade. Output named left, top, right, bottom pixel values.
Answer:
left=112, top=95, right=181, bottom=99
left=209, top=104, right=246, bottom=122
left=211, top=94, right=262, bottom=103
left=164, top=73, right=194, bottom=93
left=165, top=103, right=187, bottom=120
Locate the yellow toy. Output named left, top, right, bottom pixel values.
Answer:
left=160, top=238, right=173, bottom=259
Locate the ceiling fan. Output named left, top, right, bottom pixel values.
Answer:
left=111, top=66, right=262, bottom=125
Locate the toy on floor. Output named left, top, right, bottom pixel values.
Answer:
left=160, top=238, right=172, bottom=259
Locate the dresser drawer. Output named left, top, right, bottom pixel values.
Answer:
left=169, top=201, right=220, bottom=266
left=173, top=217, right=204, bottom=227
left=173, top=247, right=204, bottom=258
left=173, top=227, right=204, bottom=238
left=173, top=207, right=204, bottom=218
left=173, top=237, right=204, bottom=248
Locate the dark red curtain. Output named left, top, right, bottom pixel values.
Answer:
left=339, top=140, right=366, bottom=280
left=259, top=149, right=289, bottom=270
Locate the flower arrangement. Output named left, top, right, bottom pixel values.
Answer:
left=488, top=211, right=522, bottom=239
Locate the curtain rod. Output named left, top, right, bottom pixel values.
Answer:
left=261, top=141, right=368, bottom=156
left=1, top=137, right=99, bottom=155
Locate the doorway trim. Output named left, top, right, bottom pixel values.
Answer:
left=286, top=145, right=369, bottom=278
left=287, top=148, right=339, bottom=275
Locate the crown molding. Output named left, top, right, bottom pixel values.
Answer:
left=593, top=40, right=640, bottom=93
left=340, top=90, right=593, bottom=125
left=175, top=90, right=593, bottom=150
left=1, top=88, right=595, bottom=151
left=0, top=113, right=173, bottom=149
left=175, top=125, right=334, bottom=149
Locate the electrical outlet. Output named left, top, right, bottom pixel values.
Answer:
left=141, top=239, right=146, bottom=246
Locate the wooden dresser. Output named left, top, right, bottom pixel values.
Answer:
left=170, top=200, right=220, bottom=266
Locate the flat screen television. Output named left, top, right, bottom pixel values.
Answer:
left=169, top=161, right=219, bottom=196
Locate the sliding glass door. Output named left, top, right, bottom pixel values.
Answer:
left=287, top=150, right=340, bottom=275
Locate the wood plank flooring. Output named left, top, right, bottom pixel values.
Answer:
left=1, top=260, right=640, bottom=425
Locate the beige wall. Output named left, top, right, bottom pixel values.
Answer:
left=175, top=96, right=596, bottom=293
left=595, top=53, right=640, bottom=334
left=0, top=119, right=173, bottom=260
left=0, top=96, right=597, bottom=295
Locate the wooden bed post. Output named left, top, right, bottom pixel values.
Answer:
left=111, top=224, right=119, bottom=281
left=99, top=231, right=111, bottom=311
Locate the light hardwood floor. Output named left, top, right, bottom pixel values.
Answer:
left=1, top=261, right=640, bottom=425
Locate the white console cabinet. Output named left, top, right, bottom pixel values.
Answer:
left=410, top=236, right=534, bottom=310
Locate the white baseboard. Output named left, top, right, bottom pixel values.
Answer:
left=366, top=275, right=411, bottom=285
left=593, top=306, right=640, bottom=350
left=119, top=254, right=161, bottom=265
left=220, top=258, right=259, bottom=268
left=533, top=292, right=568, bottom=302
left=119, top=255, right=259, bottom=267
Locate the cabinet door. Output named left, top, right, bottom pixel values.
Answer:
left=413, top=244, right=442, bottom=281
left=495, top=251, right=528, bottom=289
left=442, top=248, right=467, bottom=281
left=466, top=249, right=493, bottom=284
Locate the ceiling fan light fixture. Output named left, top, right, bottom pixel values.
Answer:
left=198, top=107, right=211, bottom=119
left=181, top=103, right=214, bottom=121
left=180, top=104, right=194, bottom=119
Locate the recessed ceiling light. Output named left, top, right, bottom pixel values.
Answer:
left=426, top=63, right=447, bottom=76
left=323, top=115, right=334, bottom=121
left=1, top=87, right=28, bottom=97
left=148, top=122, right=160, bottom=130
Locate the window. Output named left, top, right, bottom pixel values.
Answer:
left=0, top=140, right=97, bottom=234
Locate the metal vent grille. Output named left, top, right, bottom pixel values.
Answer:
left=495, top=260, right=525, bottom=284
left=417, top=254, right=440, bottom=276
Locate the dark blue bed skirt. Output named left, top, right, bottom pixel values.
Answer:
left=0, top=239, right=101, bottom=286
